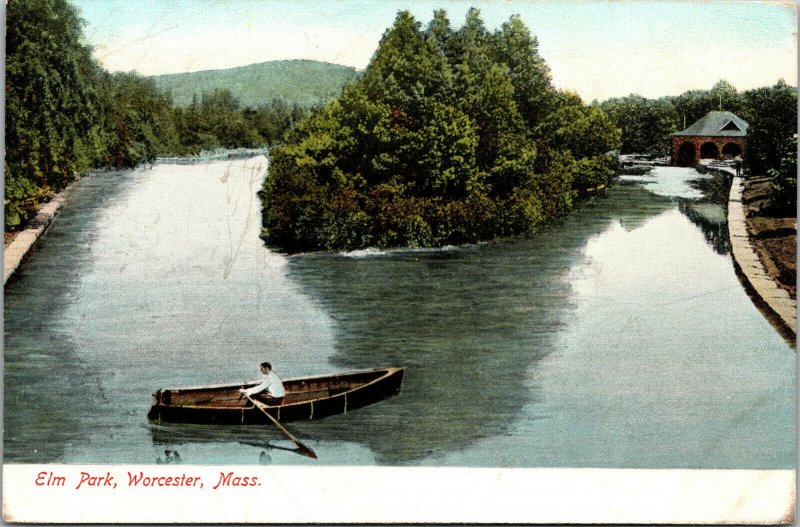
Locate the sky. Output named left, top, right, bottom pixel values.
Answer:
left=72, top=0, right=797, bottom=102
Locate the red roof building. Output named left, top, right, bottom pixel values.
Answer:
left=670, top=111, right=748, bottom=166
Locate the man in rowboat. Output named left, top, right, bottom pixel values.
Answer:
left=239, top=361, right=285, bottom=405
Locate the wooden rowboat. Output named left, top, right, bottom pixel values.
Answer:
left=147, top=367, right=405, bottom=425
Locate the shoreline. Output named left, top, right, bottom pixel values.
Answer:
left=3, top=180, right=78, bottom=285
left=4, top=151, right=270, bottom=285
left=726, top=173, right=796, bottom=340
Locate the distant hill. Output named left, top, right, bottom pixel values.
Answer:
left=150, top=59, right=359, bottom=108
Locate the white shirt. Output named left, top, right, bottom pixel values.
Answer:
left=243, top=370, right=285, bottom=397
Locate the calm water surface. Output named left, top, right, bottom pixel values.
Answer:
left=4, top=158, right=794, bottom=467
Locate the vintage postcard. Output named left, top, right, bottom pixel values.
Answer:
left=3, top=0, right=797, bottom=523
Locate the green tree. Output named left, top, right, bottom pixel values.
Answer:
left=5, top=0, right=103, bottom=227
left=768, top=135, right=797, bottom=214
left=96, top=72, right=180, bottom=167
left=740, top=80, right=798, bottom=175
left=260, top=147, right=329, bottom=252
left=670, top=79, right=744, bottom=131
left=472, top=64, right=535, bottom=197
left=491, top=14, right=553, bottom=128
left=451, top=8, right=493, bottom=82
left=362, top=11, right=451, bottom=112
left=244, top=99, right=307, bottom=145
left=535, top=91, right=620, bottom=192
left=173, top=89, right=266, bottom=153
left=601, top=95, right=677, bottom=155
left=405, top=100, right=481, bottom=197
left=261, top=9, right=621, bottom=253
left=425, top=9, right=458, bottom=64
left=200, top=89, right=262, bottom=148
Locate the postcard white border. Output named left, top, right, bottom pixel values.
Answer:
left=2, top=464, right=795, bottom=524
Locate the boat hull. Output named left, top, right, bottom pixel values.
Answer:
left=147, top=367, right=404, bottom=425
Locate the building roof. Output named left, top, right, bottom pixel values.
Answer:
left=672, top=110, right=749, bottom=137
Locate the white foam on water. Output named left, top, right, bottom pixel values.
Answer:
left=340, top=247, right=387, bottom=258
left=339, top=244, right=460, bottom=258
left=620, top=166, right=712, bottom=199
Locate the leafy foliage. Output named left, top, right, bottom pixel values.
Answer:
left=5, top=0, right=102, bottom=226
left=768, top=135, right=797, bottom=214
left=94, top=72, right=181, bottom=168
left=172, top=89, right=279, bottom=154
left=600, top=95, right=677, bottom=155
left=261, top=10, right=620, bottom=252
left=739, top=80, right=798, bottom=175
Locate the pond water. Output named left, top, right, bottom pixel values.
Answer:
left=4, top=157, right=794, bottom=468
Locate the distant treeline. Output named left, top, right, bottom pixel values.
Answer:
left=151, top=60, right=359, bottom=109
left=171, top=92, right=307, bottom=155
left=5, top=0, right=306, bottom=229
left=261, top=10, right=622, bottom=252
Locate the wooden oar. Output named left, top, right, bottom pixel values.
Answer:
left=244, top=394, right=317, bottom=459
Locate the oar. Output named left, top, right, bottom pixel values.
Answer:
left=244, top=394, right=317, bottom=459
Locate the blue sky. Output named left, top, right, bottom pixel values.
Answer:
left=72, top=0, right=797, bottom=101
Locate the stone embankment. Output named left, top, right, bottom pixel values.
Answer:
left=727, top=174, right=796, bottom=338
left=4, top=186, right=72, bottom=284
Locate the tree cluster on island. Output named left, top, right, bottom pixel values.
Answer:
left=260, top=10, right=622, bottom=252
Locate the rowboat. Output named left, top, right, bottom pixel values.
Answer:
left=147, top=367, right=405, bottom=425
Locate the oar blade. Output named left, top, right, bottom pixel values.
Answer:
left=297, top=444, right=318, bottom=459
left=245, top=393, right=318, bottom=460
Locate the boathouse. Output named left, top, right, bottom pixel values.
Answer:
left=670, top=110, right=748, bottom=166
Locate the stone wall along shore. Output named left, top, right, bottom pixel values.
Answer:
left=727, top=175, right=796, bottom=338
